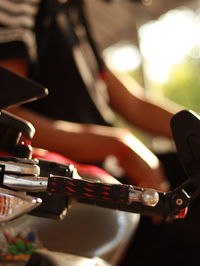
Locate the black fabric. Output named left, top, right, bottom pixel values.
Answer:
left=26, top=0, right=113, bottom=126
left=0, top=42, right=30, bottom=61
left=119, top=152, right=200, bottom=266
left=120, top=215, right=200, bottom=266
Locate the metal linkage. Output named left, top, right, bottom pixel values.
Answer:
left=0, top=156, right=193, bottom=220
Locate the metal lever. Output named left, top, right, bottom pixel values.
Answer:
left=0, top=156, right=192, bottom=220
left=3, top=174, right=48, bottom=192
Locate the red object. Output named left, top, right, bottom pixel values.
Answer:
left=31, top=149, right=118, bottom=184
left=177, top=207, right=188, bottom=219
left=0, top=147, right=118, bottom=184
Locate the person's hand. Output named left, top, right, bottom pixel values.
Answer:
left=114, top=129, right=170, bottom=192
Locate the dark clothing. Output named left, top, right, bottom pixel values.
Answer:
left=120, top=152, right=200, bottom=266
left=0, top=0, right=114, bottom=125
left=28, top=0, right=115, bottom=125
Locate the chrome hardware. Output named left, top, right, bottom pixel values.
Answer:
left=0, top=187, right=41, bottom=222
left=3, top=174, right=48, bottom=192
left=128, top=187, right=159, bottom=207
left=0, top=159, right=40, bottom=176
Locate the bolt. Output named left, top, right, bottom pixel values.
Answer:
left=176, top=198, right=183, bottom=206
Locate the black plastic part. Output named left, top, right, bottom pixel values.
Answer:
left=0, top=66, right=48, bottom=109
left=14, top=144, right=32, bottom=159
left=0, top=123, right=20, bottom=154
left=29, top=192, right=69, bottom=220
left=28, top=160, right=73, bottom=220
left=38, top=159, right=74, bottom=177
left=170, top=110, right=200, bottom=178
left=79, top=192, right=173, bottom=218
left=0, top=110, right=35, bottom=153
left=0, top=110, right=35, bottom=139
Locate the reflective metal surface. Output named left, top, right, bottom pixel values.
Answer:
left=28, top=203, right=140, bottom=265
left=129, top=187, right=159, bottom=207
left=0, top=159, right=40, bottom=176
left=3, top=174, right=48, bottom=192
left=0, top=188, right=41, bottom=222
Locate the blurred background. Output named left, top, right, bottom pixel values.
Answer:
left=85, top=0, right=200, bottom=151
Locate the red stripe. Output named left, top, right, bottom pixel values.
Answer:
left=84, top=187, right=94, bottom=192
left=86, top=183, right=95, bottom=187
left=102, top=196, right=110, bottom=200
left=102, top=186, right=111, bottom=190
left=50, top=188, right=57, bottom=192
left=66, top=186, right=76, bottom=193
left=83, top=193, right=94, bottom=198
left=101, top=192, right=110, bottom=196
left=66, top=180, right=76, bottom=187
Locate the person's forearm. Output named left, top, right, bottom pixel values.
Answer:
left=124, top=97, right=178, bottom=138
left=0, top=58, right=29, bottom=77
left=8, top=106, right=121, bottom=162
left=104, top=67, right=183, bottom=138
left=37, top=119, right=121, bottom=162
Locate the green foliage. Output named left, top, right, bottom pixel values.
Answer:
left=162, top=52, right=200, bottom=112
